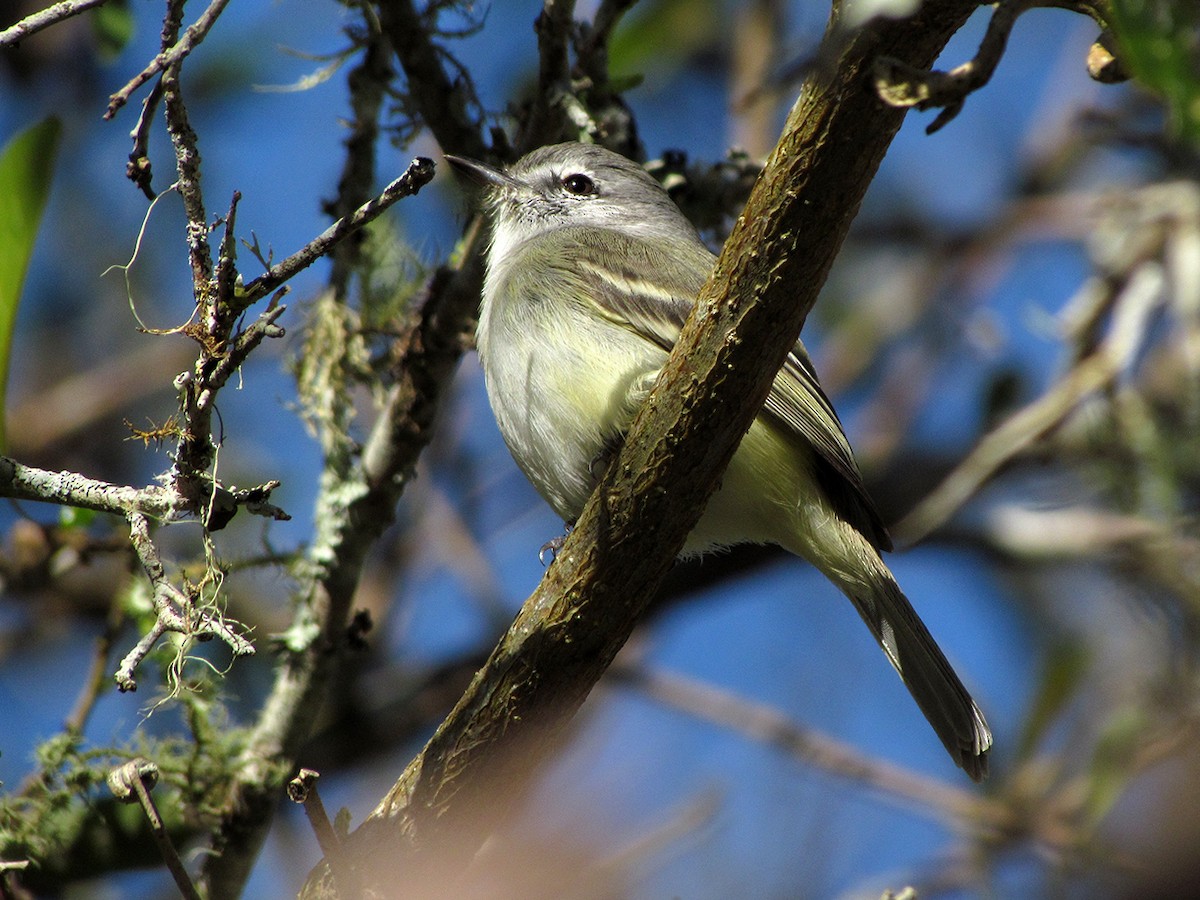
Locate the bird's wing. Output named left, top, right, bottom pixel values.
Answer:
left=552, top=227, right=891, bottom=550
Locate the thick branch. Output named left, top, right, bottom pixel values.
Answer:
left=303, top=3, right=982, bottom=893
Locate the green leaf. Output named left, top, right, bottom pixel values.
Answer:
left=608, top=0, right=722, bottom=77
left=59, top=506, right=98, bottom=530
left=1108, top=0, right=1200, bottom=146
left=0, top=117, right=62, bottom=451
left=91, top=0, right=135, bottom=61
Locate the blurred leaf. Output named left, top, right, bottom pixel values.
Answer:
left=59, top=506, right=98, bottom=530
left=1017, top=638, right=1089, bottom=761
left=1083, top=705, right=1147, bottom=826
left=91, top=0, right=134, bottom=61
left=609, top=0, right=722, bottom=76
left=0, top=117, right=62, bottom=452
left=1108, top=0, right=1200, bottom=146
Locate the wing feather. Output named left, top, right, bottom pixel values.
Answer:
left=539, top=227, right=891, bottom=550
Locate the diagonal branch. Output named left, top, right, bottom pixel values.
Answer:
left=300, top=3, right=984, bottom=894
left=0, top=0, right=109, bottom=47
left=236, top=157, right=436, bottom=309
left=104, top=0, right=232, bottom=119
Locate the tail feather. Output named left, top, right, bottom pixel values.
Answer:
left=850, top=573, right=992, bottom=781
left=795, top=520, right=993, bottom=780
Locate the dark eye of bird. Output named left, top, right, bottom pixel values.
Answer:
left=561, top=173, right=595, bottom=196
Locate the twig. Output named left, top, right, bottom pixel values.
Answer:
left=0, top=0, right=109, bottom=48
left=214, top=190, right=241, bottom=308
left=288, top=769, right=346, bottom=876
left=126, top=78, right=166, bottom=199
left=205, top=304, right=288, bottom=391
left=107, top=759, right=202, bottom=900
left=117, top=511, right=254, bottom=691
left=873, top=0, right=1106, bottom=134
left=104, top=0, right=232, bottom=120
left=237, top=157, right=436, bottom=308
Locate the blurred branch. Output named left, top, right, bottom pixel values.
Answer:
left=377, top=0, right=488, bottom=158
left=327, top=17, right=393, bottom=295
left=611, top=663, right=990, bottom=826
left=896, top=179, right=1196, bottom=545
left=0, top=0, right=109, bottom=48
left=7, top=339, right=192, bottom=454
left=521, top=0, right=577, bottom=149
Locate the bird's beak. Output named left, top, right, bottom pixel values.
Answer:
left=444, top=154, right=521, bottom=191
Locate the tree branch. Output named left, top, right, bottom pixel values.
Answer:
left=301, top=3, right=983, bottom=893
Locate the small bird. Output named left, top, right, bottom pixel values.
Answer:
left=446, top=142, right=992, bottom=781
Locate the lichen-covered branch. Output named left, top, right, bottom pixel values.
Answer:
left=0, top=457, right=177, bottom=518
left=0, top=0, right=109, bottom=47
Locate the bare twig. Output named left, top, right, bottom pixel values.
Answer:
left=289, top=770, right=338, bottom=854
left=237, top=158, right=436, bottom=308
left=104, top=0, right=232, bottom=119
left=125, top=78, right=166, bottom=199
left=0, top=0, right=109, bottom=48
left=107, top=759, right=202, bottom=900
left=873, top=0, right=1109, bottom=133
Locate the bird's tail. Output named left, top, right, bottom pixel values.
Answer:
left=796, top=524, right=993, bottom=781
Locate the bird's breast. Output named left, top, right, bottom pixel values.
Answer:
left=477, top=290, right=660, bottom=522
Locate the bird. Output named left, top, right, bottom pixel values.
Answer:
left=446, top=142, right=992, bottom=781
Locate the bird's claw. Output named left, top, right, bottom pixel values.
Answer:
left=539, top=524, right=573, bottom=565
